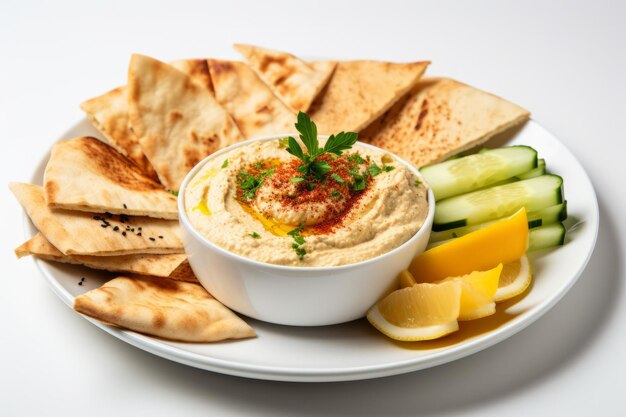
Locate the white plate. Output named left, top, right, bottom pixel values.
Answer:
left=24, top=118, right=598, bottom=382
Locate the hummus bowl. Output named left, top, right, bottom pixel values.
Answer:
left=178, top=135, right=435, bottom=326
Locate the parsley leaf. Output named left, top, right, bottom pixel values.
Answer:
left=221, top=159, right=229, bottom=168
left=383, top=165, right=395, bottom=172
left=331, top=190, right=341, bottom=199
left=414, top=178, right=422, bottom=187
left=170, top=190, right=179, bottom=197
left=293, top=235, right=305, bottom=245
left=324, top=132, right=358, bottom=156
left=249, top=232, right=261, bottom=239
left=294, top=111, right=319, bottom=157
left=287, top=224, right=305, bottom=236
left=286, top=136, right=305, bottom=161
left=348, top=153, right=363, bottom=164
left=330, top=173, right=345, bottom=184
left=368, top=163, right=383, bottom=177
left=290, top=177, right=305, bottom=184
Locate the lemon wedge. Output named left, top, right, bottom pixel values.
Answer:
left=439, top=264, right=502, bottom=320
left=366, top=281, right=461, bottom=341
left=494, top=255, right=532, bottom=302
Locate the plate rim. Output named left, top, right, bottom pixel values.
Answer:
left=24, top=117, right=600, bottom=382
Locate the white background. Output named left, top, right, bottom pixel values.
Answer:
left=1, top=0, right=624, bottom=415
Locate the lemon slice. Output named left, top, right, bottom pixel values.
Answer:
left=439, top=264, right=502, bottom=321
left=366, top=281, right=461, bottom=341
left=494, top=255, right=532, bottom=302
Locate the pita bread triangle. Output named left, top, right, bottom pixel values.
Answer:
left=233, top=44, right=336, bottom=113
left=15, top=233, right=196, bottom=282
left=127, top=54, right=244, bottom=191
left=73, top=275, right=255, bottom=342
left=170, top=58, right=214, bottom=94
left=307, top=60, right=429, bottom=134
left=207, top=59, right=296, bottom=139
left=44, top=137, right=178, bottom=219
left=361, top=78, right=531, bottom=167
left=10, top=182, right=183, bottom=256
left=80, top=86, right=159, bottom=180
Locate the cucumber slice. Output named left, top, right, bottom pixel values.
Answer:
left=430, top=201, right=568, bottom=243
left=433, top=175, right=564, bottom=231
left=527, top=201, right=567, bottom=228
left=420, top=146, right=538, bottom=200
left=517, top=159, right=546, bottom=180
left=528, top=223, right=566, bottom=251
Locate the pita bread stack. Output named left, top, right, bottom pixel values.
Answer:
left=74, top=276, right=255, bottom=342
left=128, top=54, right=244, bottom=191
left=307, top=60, right=430, bottom=133
left=207, top=59, right=296, bottom=139
left=361, top=78, right=530, bottom=167
left=234, top=44, right=336, bottom=112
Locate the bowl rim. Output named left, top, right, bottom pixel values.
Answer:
left=178, top=133, right=435, bottom=272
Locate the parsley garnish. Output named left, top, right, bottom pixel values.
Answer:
left=368, top=163, right=383, bottom=177
left=238, top=169, right=275, bottom=201
left=286, top=112, right=358, bottom=181
left=249, top=232, right=261, bottom=239
left=170, top=190, right=178, bottom=196
left=331, top=190, right=341, bottom=199
left=287, top=224, right=307, bottom=259
left=221, top=159, right=229, bottom=168
left=383, top=165, right=395, bottom=172
left=348, top=153, right=363, bottom=164
left=414, top=178, right=422, bottom=187
left=290, top=177, right=305, bottom=184
left=330, top=173, right=344, bottom=184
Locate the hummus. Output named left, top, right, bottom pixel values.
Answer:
left=185, top=139, right=429, bottom=267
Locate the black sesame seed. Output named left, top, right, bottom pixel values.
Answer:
left=138, top=227, right=142, bottom=231
left=122, top=231, right=126, bottom=236
left=149, top=237, right=155, bottom=241
left=137, top=232, right=142, bottom=236
left=113, top=226, right=119, bottom=231
left=100, top=224, right=108, bottom=228
left=105, top=211, right=113, bottom=219
left=123, top=203, right=127, bottom=209
left=158, top=236, right=163, bottom=239
left=78, top=282, right=83, bottom=286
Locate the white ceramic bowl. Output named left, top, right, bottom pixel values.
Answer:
left=178, top=136, right=435, bottom=326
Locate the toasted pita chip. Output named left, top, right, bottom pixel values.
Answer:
left=10, top=183, right=182, bottom=256
left=15, top=233, right=196, bottom=282
left=43, top=137, right=178, bottom=219
left=207, top=59, right=295, bottom=139
left=307, top=60, right=429, bottom=134
left=361, top=78, right=531, bottom=167
left=170, top=58, right=214, bottom=94
left=233, top=44, right=336, bottom=113
left=127, top=54, right=243, bottom=191
left=80, top=87, right=159, bottom=180
left=74, top=275, right=255, bottom=342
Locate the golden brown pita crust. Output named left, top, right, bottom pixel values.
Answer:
left=233, top=44, right=336, bottom=112
left=170, top=59, right=214, bottom=94
left=44, top=137, right=178, bottom=219
left=207, top=59, right=296, bottom=139
left=361, top=78, right=531, bottom=167
left=74, top=275, right=255, bottom=342
left=15, top=233, right=197, bottom=282
left=307, top=60, right=429, bottom=134
left=80, top=87, right=159, bottom=180
left=127, top=54, right=244, bottom=191
left=10, top=182, right=183, bottom=256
